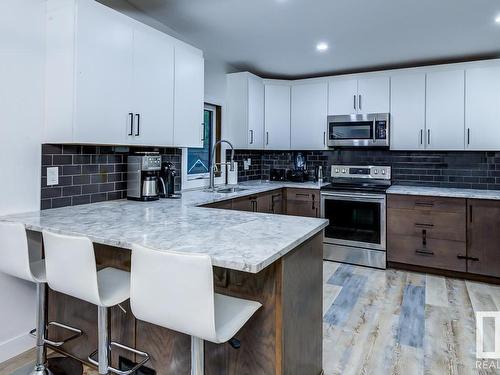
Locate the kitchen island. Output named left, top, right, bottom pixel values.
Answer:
left=1, top=182, right=328, bottom=375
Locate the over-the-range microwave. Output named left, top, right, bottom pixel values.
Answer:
left=327, top=113, right=390, bottom=148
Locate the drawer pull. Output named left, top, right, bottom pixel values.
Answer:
left=415, top=201, right=434, bottom=207
left=415, top=223, right=434, bottom=228
left=415, top=249, right=434, bottom=256
left=457, top=255, right=479, bottom=261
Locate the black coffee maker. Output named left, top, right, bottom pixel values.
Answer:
left=159, top=162, right=181, bottom=199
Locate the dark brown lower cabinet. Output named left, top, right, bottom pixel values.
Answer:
left=270, top=191, right=283, bottom=214
left=284, top=189, right=319, bottom=218
left=467, top=199, right=500, bottom=278
left=387, top=194, right=467, bottom=272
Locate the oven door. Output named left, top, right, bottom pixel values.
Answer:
left=320, top=191, right=386, bottom=251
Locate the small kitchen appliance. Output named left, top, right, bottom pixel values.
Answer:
left=321, top=165, right=392, bottom=269
left=159, top=162, right=181, bottom=199
left=127, top=154, right=161, bottom=201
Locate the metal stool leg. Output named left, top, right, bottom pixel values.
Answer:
left=98, top=306, right=109, bottom=375
left=31, top=283, right=51, bottom=375
left=191, top=336, right=204, bottom=375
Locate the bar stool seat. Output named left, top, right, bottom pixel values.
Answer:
left=42, top=230, right=149, bottom=375
left=28, top=259, right=47, bottom=283
left=96, top=267, right=130, bottom=307
left=213, top=293, right=261, bottom=344
left=130, top=244, right=262, bottom=375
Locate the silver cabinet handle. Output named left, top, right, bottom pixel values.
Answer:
left=201, top=123, right=205, bottom=142
left=420, top=129, right=423, bottom=145
left=266, top=131, right=269, bottom=145
left=249, top=129, right=254, bottom=144
left=467, top=128, right=470, bottom=145
left=135, top=113, right=140, bottom=136
left=353, top=95, right=357, bottom=110
left=323, top=131, right=326, bottom=145
left=427, top=129, right=431, bottom=145
left=358, top=95, right=362, bottom=111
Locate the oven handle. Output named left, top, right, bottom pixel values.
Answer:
left=321, top=192, right=386, bottom=201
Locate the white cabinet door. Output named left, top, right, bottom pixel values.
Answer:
left=465, top=66, right=500, bottom=150
left=426, top=70, right=465, bottom=150
left=174, top=45, right=204, bottom=148
left=390, top=73, right=426, bottom=150
left=131, top=25, right=174, bottom=146
left=291, top=82, right=328, bottom=150
left=247, top=75, right=265, bottom=149
left=328, top=79, right=357, bottom=115
left=264, top=84, right=290, bottom=150
left=73, top=0, right=133, bottom=145
left=357, top=76, right=390, bottom=114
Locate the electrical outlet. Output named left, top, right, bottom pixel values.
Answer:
left=243, top=160, right=250, bottom=170
left=247, top=158, right=252, bottom=165
left=47, top=167, right=59, bottom=186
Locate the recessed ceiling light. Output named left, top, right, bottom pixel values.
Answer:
left=496, top=15, right=500, bottom=23
left=316, top=42, right=329, bottom=52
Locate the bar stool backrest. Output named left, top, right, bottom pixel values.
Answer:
left=42, top=230, right=102, bottom=306
left=130, top=244, right=217, bottom=342
left=0, top=222, right=35, bottom=282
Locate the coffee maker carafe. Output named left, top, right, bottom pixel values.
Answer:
left=159, top=162, right=181, bottom=199
left=127, top=154, right=161, bottom=201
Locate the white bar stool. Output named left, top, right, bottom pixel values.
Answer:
left=42, top=230, right=150, bottom=375
left=0, top=222, right=82, bottom=375
left=130, top=244, right=262, bottom=375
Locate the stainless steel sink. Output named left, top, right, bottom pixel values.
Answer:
left=215, top=187, right=247, bottom=194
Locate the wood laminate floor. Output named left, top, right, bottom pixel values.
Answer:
left=2, top=262, right=499, bottom=375
left=323, top=262, right=500, bottom=375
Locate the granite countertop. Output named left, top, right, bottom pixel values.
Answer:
left=0, top=181, right=328, bottom=273
left=388, top=185, right=500, bottom=200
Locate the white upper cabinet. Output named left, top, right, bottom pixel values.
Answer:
left=173, top=45, right=205, bottom=148
left=328, top=76, right=389, bottom=115
left=67, top=0, right=134, bottom=145
left=226, top=72, right=264, bottom=149
left=45, top=0, right=203, bottom=147
left=390, top=73, right=426, bottom=150
left=328, top=79, right=357, bottom=115
left=357, top=76, right=390, bottom=114
left=291, top=82, right=328, bottom=150
left=131, top=24, right=175, bottom=146
left=465, top=66, right=500, bottom=151
left=264, top=83, right=291, bottom=150
left=425, top=70, right=465, bottom=150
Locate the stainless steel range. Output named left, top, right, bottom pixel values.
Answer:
left=321, top=165, right=391, bottom=269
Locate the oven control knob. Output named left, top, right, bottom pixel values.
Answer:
left=341, top=168, right=346, bottom=173
left=335, top=168, right=339, bottom=173
left=374, top=169, right=378, bottom=174
left=382, top=169, right=386, bottom=175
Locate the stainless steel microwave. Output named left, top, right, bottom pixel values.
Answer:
left=327, top=113, right=390, bottom=147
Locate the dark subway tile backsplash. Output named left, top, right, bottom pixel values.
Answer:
left=229, top=148, right=500, bottom=190
left=41, top=144, right=182, bottom=210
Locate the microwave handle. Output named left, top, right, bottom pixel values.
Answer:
left=372, top=118, right=377, bottom=142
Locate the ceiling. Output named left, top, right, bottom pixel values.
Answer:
left=117, top=0, right=500, bottom=79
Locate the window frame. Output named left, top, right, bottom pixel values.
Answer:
left=186, top=105, right=216, bottom=180
left=182, top=103, right=224, bottom=191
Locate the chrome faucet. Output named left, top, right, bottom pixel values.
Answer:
left=209, top=139, right=235, bottom=191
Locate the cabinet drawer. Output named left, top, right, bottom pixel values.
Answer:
left=387, top=194, right=465, bottom=213
left=387, top=208, right=466, bottom=242
left=388, top=234, right=466, bottom=272
left=285, top=188, right=319, bottom=202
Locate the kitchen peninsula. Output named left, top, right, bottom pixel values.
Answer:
left=1, top=183, right=328, bottom=375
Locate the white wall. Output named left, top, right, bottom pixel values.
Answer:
left=0, top=0, right=45, bottom=362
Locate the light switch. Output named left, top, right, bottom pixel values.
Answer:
left=47, top=167, right=59, bottom=186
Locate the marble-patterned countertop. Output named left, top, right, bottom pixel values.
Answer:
left=388, top=185, right=500, bottom=200
left=0, top=181, right=328, bottom=273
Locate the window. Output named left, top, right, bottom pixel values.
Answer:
left=187, top=104, right=218, bottom=179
